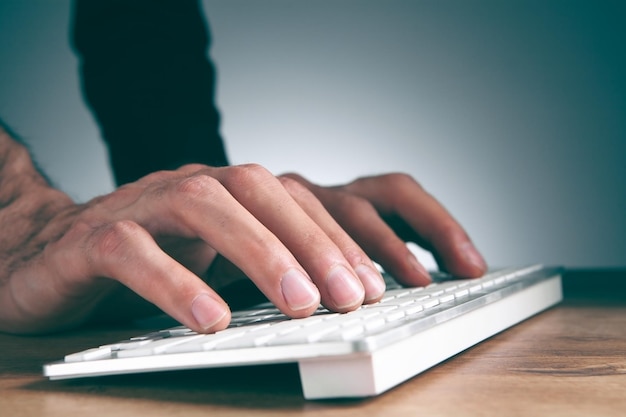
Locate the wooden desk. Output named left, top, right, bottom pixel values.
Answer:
left=1, top=270, right=625, bottom=417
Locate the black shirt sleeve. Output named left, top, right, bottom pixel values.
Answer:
left=72, top=0, right=229, bottom=186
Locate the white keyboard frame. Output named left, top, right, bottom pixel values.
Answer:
left=44, top=267, right=563, bottom=399
left=300, top=271, right=561, bottom=398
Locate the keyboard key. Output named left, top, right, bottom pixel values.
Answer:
left=116, top=334, right=207, bottom=358
left=65, top=347, right=112, bottom=362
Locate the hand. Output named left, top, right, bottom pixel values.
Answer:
left=1, top=128, right=485, bottom=335
left=281, top=172, right=487, bottom=286
left=0, top=163, right=388, bottom=334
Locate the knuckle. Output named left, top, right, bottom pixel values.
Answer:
left=173, top=175, right=223, bottom=201
left=279, top=172, right=306, bottom=183
left=375, top=173, right=426, bottom=210
left=342, top=247, right=371, bottom=266
left=222, top=163, right=274, bottom=189
left=279, top=176, right=311, bottom=199
left=52, top=219, right=144, bottom=278
left=383, top=172, right=422, bottom=190
left=90, top=220, right=142, bottom=262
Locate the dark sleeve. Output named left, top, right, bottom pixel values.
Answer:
left=72, top=0, right=229, bottom=186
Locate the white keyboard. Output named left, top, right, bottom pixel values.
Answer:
left=44, top=265, right=562, bottom=399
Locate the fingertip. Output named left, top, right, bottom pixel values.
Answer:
left=458, top=241, right=488, bottom=278
left=355, top=264, right=386, bottom=303
left=326, top=265, right=365, bottom=311
left=190, top=293, right=230, bottom=333
left=378, top=252, right=432, bottom=288
left=280, top=268, right=321, bottom=314
left=405, top=253, right=433, bottom=285
left=439, top=241, right=487, bottom=278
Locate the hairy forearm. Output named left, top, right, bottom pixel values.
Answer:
left=0, top=127, right=74, bottom=282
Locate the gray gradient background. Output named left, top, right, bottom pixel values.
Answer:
left=1, top=1, right=624, bottom=269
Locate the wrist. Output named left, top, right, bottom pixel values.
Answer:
left=1, top=127, right=74, bottom=271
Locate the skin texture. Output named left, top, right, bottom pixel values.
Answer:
left=0, top=127, right=486, bottom=335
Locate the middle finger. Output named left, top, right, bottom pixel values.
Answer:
left=212, top=164, right=366, bottom=312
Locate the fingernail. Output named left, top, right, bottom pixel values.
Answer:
left=327, top=265, right=364, bottom=309
left=281, top=268, right=320, bottom=311
left=355, top=264, right=386, bottom=302
left=408, top=254, right=432, bottom=283
left=191, top=294, right=227, bottom=331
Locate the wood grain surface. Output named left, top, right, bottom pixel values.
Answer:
left=1, top=269, right=624, bottom=417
